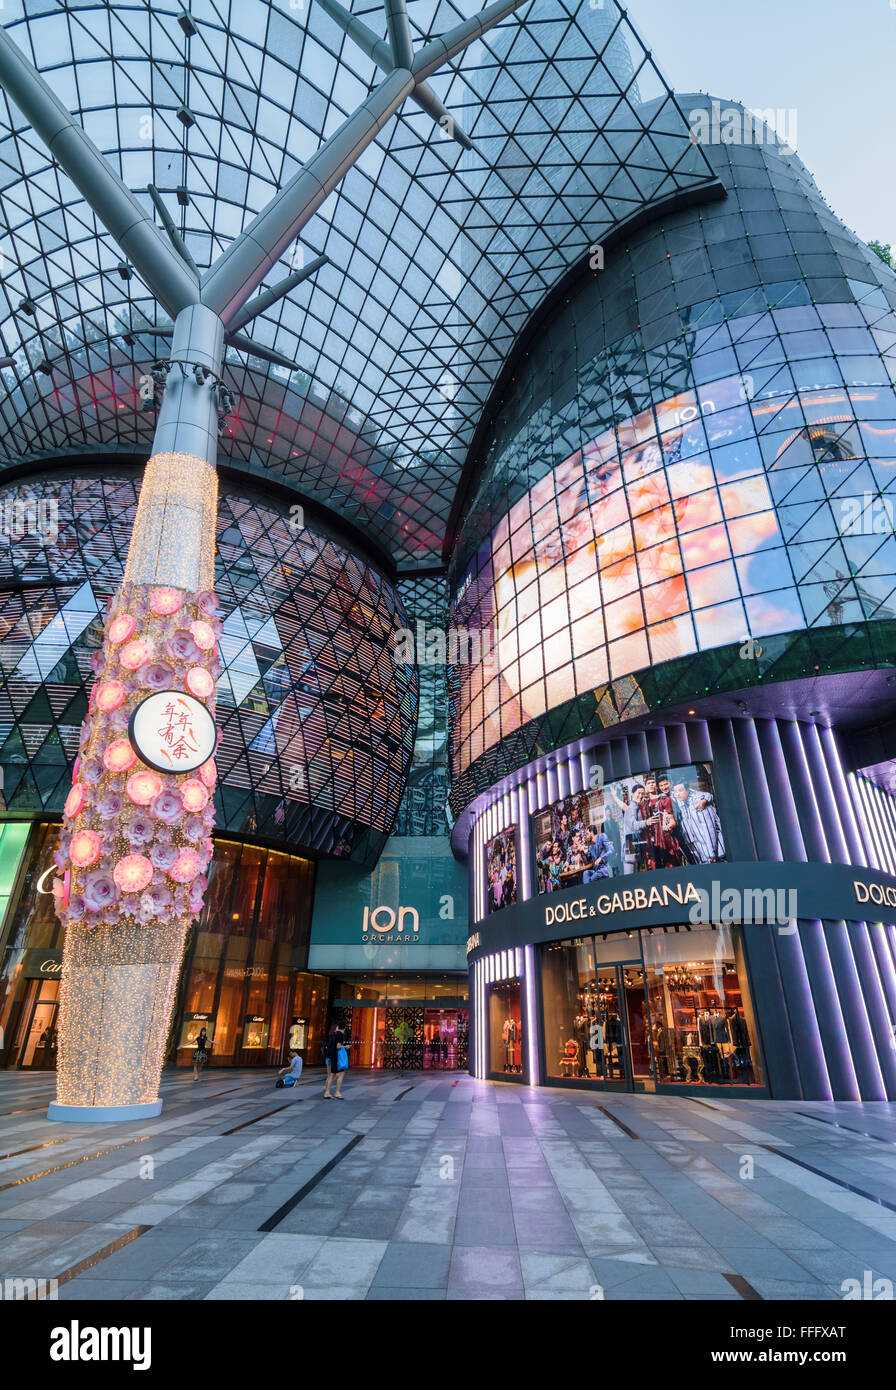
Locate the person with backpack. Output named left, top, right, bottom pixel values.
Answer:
left=323, top=1022, right=348, bottom=1099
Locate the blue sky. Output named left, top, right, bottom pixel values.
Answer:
left=631, top=0, right=895, bottom=253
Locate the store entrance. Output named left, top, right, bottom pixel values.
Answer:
left=7, top=977, right=59, bottom=1069
left=541, top=940, right=653, bottom=1092
left=334, top=1005, right=469, bottom=1071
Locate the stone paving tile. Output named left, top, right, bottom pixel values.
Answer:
left=1, top=1070, right=894, bottom=1301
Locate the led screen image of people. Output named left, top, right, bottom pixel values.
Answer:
left=485, top=828, right=517, bottom=914
left=534, top=763, right=724, bottom=894
left=451, top=379, right=787, bottom=776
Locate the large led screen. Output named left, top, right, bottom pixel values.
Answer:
left=450, top=375, right=896, bottom=777
left=485, top=826, right=518, bottom=915
left=533, top=762, right=724, bottom=894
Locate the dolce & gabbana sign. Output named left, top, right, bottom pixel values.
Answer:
left=466, top=861, right=896, bottom=964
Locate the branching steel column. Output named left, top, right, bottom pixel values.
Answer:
left=0, top=28, right=199, bottom=317
left=202, top=68, right=414, bottom=323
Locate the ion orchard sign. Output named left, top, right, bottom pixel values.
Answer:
left=361, top=904, right=420, bottom=942
left=128, top=692, right=216, bottom=775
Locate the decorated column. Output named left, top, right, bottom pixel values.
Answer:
left=48, top=308, right=225, bottom=1121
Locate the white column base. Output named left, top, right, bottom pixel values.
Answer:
left=47, top=1099, right=163, bottom=1123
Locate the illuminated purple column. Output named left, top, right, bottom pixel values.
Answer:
left=845, top=921, right=896, bottom=1098
left=732, top=718, right=830, bottom=1097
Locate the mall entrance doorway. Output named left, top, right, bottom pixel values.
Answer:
left=332, top=1004, right=469, bottom=1070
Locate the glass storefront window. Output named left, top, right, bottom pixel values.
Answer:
left=642, top=926, right=763, bottom=1087
left=488, top=978, right=523, bottom=1075
left=539, top=926, right=762, bottom=1089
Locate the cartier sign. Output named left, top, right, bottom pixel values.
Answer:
left=22, top=949, right=63, bottom=979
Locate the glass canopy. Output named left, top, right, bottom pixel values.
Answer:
left=0, top=0, right=717, bottom=564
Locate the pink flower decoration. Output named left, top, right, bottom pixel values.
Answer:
left=189, top=886, right=204, bottom=915
left=90, top=649, right=106, bottom=675
left=141, top=661, right=175, bottom=692
left=81, top=758, right=103, bottom=785
left=150, top=790, right=183, bottom=824
left=95, top=680, right=126, bottom=712
left=168, top=849, right=203, bottom=883
left=70, top=829, right=102, bottom=868
left=185, top=666, right=214, bottom=699
left=52, top=871, right=70, bottom=911
left=197, top=590, right=219, bottom=617
left=150, top=841, right=178, bottom=870
left=199, top=759, right=217, bottom=789
left=103, top=739, right=137, bottom=774
left=72, top=757, right=81, bottom=784
left=97, top=790, right=124, bottom=820
left=113, top=854, right=154, bottom=893
left=124, top=812, right=154, bottom=846
left=83, top=870, right=119, bottom=912
left=127, top=770, right=163, bottom=806
left=168, top=629, right=199, bottom=662
left=182, top=815, right=205, bottom=842
left=64, top=784, right=86, bottom=819
left=190, top=620, right=216, bottom=652
left=67, top=893, right=85, bottom=922
left=79, top=724, right=91, bottom=748
left=108, top=614, right=136, bottom=644
left=140, top=883, right=173, bottom=916
left=180, top=779, right=209, bottom=813
left=120, top=638, right=154, bottom=670
left=150, top=587, right=184, bottom=616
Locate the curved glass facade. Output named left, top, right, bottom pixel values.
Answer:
left=0, top=2, right=716, bottom=565
left=0, top=469, right=416, bottom=864
left=448, top=97, right=896, bottom=793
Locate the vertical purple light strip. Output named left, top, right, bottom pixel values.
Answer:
left=821, top=918, right=885, bottom=1100
left=796, top=918, right=859, bottom=1099
left=861, top=778, right=889, bottom=872
left=821, top=727, right=866, bottom=866
left=868, top=921, right=896, bottom=1031
left=845, top=920, right=896, bottom=1098
left=524, top=944, right=539, bottom=1085
left=857, top=776, right=889, bottom=872
left=803, top=724, right=849, bottom=864
left=518, top=782, right=533, bottom=902
left=747, top=720, right=829, bottom=1095
left=849, top=773, right=881, bottom=871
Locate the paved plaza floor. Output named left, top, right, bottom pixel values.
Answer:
left=1, top=1069, right=895, bottom=1301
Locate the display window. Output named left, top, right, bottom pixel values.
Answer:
left=642, top=926, right=763, bottom=1087
left=179, top=1012, right=215, bottom=1051
left=488, top=978, right=523, bottom=1076
left=539, top=926, right=763, bottom=1090
left=5, top=976, right=59, bottom=1069
left=242, top=1015, right=270, bottom=1049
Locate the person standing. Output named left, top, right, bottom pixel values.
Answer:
left=583, top=824, right=614, bottom=881
left=323, top=1021, right=347, bottom=1099
left=193, top=1026, right=210, bottom=1080
left=622, top=784, right=649, bottom=873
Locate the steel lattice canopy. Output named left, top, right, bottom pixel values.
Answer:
left=0, top=0, right=717, bottom=564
